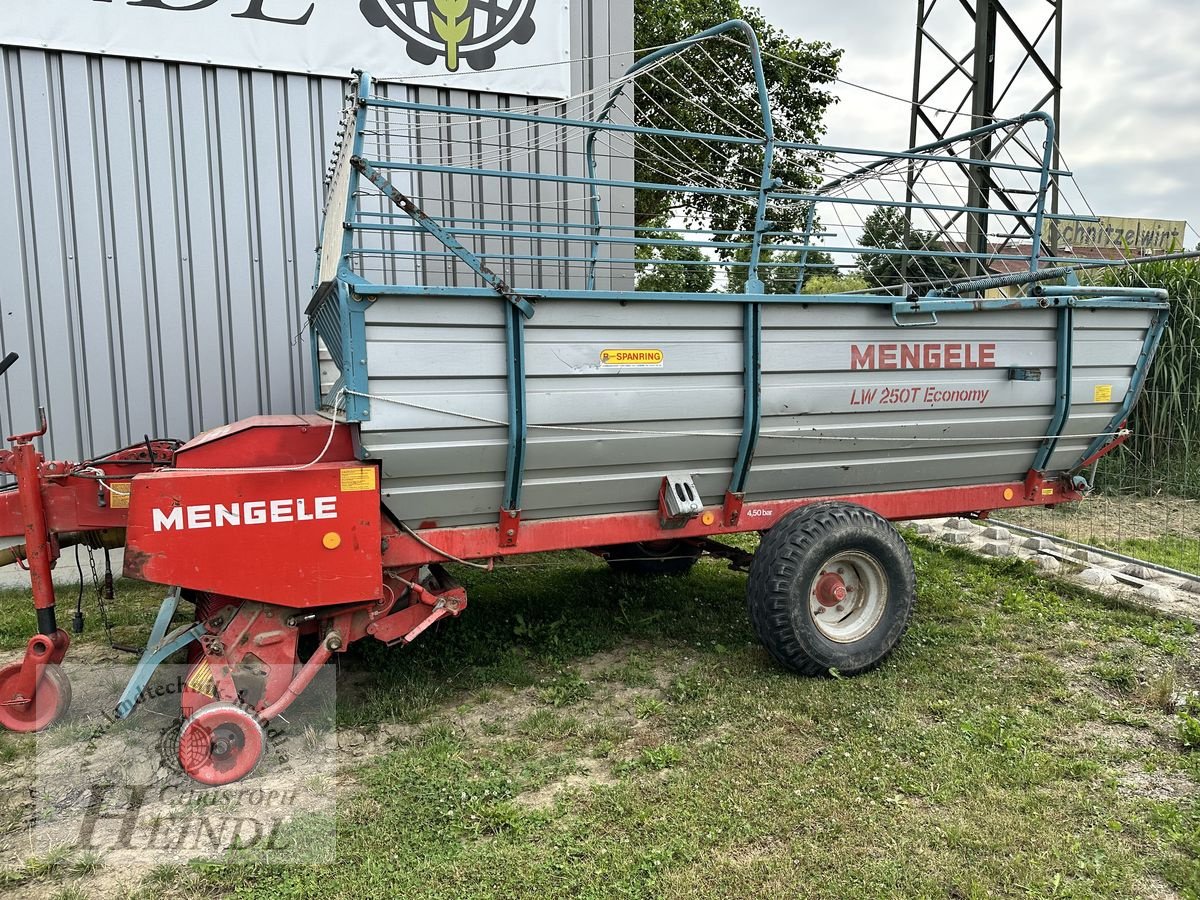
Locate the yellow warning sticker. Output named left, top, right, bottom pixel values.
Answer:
left=186, top=660, right=217, bottom=698
left=109, top=483, right=131, bottom=509
left=1042, top=488, right=1056, bottom=496
left=600, top=348, right=664, bottom=367
left=1093, top=384, right=1113, bottom=403
left=340, top=467, right=377, bottom=492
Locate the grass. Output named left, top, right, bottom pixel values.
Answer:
left=0, top=577, right=168, bottom=652
left=2, top=538, right=1200, bottom=899
left=1103, top=534, right=1200, bottom=574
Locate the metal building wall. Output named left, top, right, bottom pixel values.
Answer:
left=0, top=0, right=632, bottom=461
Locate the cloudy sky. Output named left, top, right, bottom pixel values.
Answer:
left=753, top=0, right=1200, bottom=248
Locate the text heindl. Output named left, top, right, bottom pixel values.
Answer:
left=850, top=342, right=997, bottom=371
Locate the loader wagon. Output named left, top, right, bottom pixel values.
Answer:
left=0, top=21, right=1172, bottom=785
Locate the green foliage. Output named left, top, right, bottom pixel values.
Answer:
left=633, top=0, right=840, bottom=243
left=724, top=248, right=839, bottom=294
left=857, top=206, right=966, bottom=290
left=537, top=671, right=593, bottom=707
left=1088, top=257, right=1200, bottom=496
left=1176, top=693, right=1200, bottom=750
left=634, top=229, right=715, bottom=292
left=801, top=272, right=870, bottom=295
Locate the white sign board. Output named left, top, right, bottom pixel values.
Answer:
left=0, top=0, right=571, bottom=97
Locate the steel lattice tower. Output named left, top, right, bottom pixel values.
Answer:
left=908, top=0, right=1063, bottom=274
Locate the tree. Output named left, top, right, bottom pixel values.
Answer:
left=632, top=0, right=841, bottom=258
left=801, top=273, right=869, bottom=295
left=857, top=207, right=966, bottom=291
left=725, top=248, right=836, bottom=294
left=634, top=230, right=715, bottom=293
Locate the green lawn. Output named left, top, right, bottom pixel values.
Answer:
left=2, top=535, right=1199, bottom=899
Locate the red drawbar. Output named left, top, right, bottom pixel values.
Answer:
left=124, top=462, right=382, bottom=607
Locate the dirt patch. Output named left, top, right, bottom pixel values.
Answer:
left=1138, top=874, right=1183, bottom=900
left=1064, top=720, right=1160, bottom=752
left=513, top=757, right=617, bottom=809
left=1117, top=768, right=1197, bottom=802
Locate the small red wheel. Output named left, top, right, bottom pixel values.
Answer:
left=0, top=663, right=71, bottom=732
left=177, top=702, right=266, bottom=786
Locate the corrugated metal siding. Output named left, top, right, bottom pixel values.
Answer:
left=0, top=50, right=343, bottom=460
left=0, top=0, right=631, bottom=461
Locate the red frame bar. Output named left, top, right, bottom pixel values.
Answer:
left=382, top=476, right=1079, bottom=568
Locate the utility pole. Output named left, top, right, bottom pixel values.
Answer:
left=908, top=0, right=1063, bottom=275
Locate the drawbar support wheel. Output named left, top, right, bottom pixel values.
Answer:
left=0, top=662, right=71, bottom=732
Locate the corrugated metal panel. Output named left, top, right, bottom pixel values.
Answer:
left=356, top=298, right=1155, bottom=529
left=0, top=49, right=343, bottom=460
left=0, top=0, right=631, bottom=461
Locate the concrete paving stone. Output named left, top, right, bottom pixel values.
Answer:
left=980, top=526, right=1011, bottom=541
left=979, top=542, right=1015, bottom=557
left=939, top=530, right=974, bottom=545
left=1121, top=564, right=1157, bottom=581
left=1076, top=567, right=1117, bottom=587
left=0, top=549, right=128, bottom=589
left=944, top=517, right=978, bottom=531
left=1021, top=537, right=1059, bottom=552
left=1138, top=583, right=1174, bottom=604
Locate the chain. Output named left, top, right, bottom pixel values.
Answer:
left=82, top=538, right=128, bottom=651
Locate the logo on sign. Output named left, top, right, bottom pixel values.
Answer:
left=359, top=0, right=537, bottom=72
left=152, top=497, right=338, bottom=532
left=849, top=342, right=996, bottom=371
left=600, top=348, right=664, bottom=367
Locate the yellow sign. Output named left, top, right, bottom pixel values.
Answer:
left=600, top=349, right=664, bottom=367
left=1093, top=384, right=1113, bottom=403
left=1044, top=216, right=1187, bottom=253
left=109, top=483, right=131, bottom=509
left=340, top=467, right=377, bottom=492
left=186, top=660, right=217, bottom=698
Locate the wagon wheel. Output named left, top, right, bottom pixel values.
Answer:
left=747, top=502, right=915, bottom=676
left=177, top=701, right=266, bottom=786
left=0, top=663, right=71, bottom=733
left=604, top=540, right=703, bottom=576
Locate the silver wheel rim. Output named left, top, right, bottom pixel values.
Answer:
left=807, top=549, right=888, bottom=643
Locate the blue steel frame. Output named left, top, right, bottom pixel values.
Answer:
left=308, top=21, right=1171, bottom=520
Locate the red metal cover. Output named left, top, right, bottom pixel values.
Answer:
left=124, top=463, right=382, bottom=607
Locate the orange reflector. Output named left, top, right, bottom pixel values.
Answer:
left=1003, top=488, right=1014, bottom=500
left=322, top=532, right=342, bottom=549
left=701, top=511, right=716, bottom=526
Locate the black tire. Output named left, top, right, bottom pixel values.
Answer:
left=603, top=540, right=702, bottom=576
left=747, top=502, right=915, bottom=676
